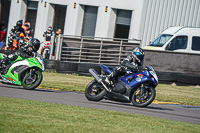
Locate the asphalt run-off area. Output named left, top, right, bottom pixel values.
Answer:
left=0, top=84, right=200, bottom=124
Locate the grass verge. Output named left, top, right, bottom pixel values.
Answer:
left=39, top=72, right=200, bottom=106
left=0, top=97, right=200, bottom=133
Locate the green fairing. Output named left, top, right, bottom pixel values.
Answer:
left=11, top=56, right=27, bottom=64
left=27, top=58, right=43, bottom=70
left=1, top=55, right=43, bottom=85
left=3, top=68, right=21, bottom=85
left=0, top=54, right=4, bottom=59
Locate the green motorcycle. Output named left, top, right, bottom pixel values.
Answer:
left=0, top=52, right=44, bottom=90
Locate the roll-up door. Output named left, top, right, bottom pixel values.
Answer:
left=82, top=6, right=98, bottom=37
left=0, top=0, right=11, bottom=27
left=53, top=5, right=67, bottom=33
left=116, top=10, right=132, bottom=26
left=26, top=1, right=38, bottom=37
left=115, top=9, right=132, bottom=39
left=27, top=1, right=38, bottom=10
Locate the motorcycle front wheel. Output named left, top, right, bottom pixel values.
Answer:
left=22, top=70, right=43, bottom=90
left=85, top=80, right=107, bottom=101
left=131, top=85, right=156, bottom=107
left=43, top=49, right=50, bottom=59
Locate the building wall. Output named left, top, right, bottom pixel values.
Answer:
left=7, top=0, right=200, bottom=46
left=7, top=0, right=27, bottom=35
left=140, top=0, right=200, bottom=47
left=7, top=0, right=145, bottom=42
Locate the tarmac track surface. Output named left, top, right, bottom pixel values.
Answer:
left=0, top=84, right=200, bottom=124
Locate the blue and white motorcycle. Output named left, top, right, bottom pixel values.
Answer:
left=85, top=64, right=158, bottom=107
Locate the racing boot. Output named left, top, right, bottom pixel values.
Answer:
left=0, top=58, right=8, bottom=70
left=105, top=73, right=113, bottom=85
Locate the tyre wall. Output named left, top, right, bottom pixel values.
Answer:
left=44, top=50, right=200, bottom=85
left=143, top=50, right=200, bottom=85
left=143, top=50, right=200, bottom=75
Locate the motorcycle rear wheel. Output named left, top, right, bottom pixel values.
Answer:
left=131, top=85, right=156, bottom=107
left=85, top=80, right=107, bottom=101
left=22, top=70, right=43, bottom=90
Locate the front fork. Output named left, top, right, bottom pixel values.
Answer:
left=138, top=84, right=149, bottom=99
left=30, top=69, right=36, bottom=77
left=25, top=69, right=37, bottom=85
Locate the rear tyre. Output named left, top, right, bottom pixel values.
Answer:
left=43, top=48, right=50, bottom=59
left=131, top=85, right=156, bottom=107
left=22, top=70, right=43, bottom=90
left=85, top=80, right=107, bottom=101
left=45, top=50, right=50, bottom=59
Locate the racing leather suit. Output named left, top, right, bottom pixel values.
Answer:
left=10, top=26, right=26, bottom=38
left=43, top=31, right=53, bottom=41
left=0, top=44, right=34, bottom=69
left=109, top=55, right=143, bottom=80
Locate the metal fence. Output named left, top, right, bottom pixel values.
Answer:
left=54, top=35, right=140, bottom=65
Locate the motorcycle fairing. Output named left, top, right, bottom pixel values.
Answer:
left=100, top=64, right=154, bottom=88
left=27, top=57, right=44, bottom=71
left=10, top=60, right=30, bottom=69
left=1, top=57, right=44, bottom=85
left=2, top=60, right=30, bottom=85
left=0, top=53, right=6, bottom=59
left=112, top=80, right=131, bottom=94
left=43, top=41, right=51, bottom=48
left=119, top=71, right=152, bottom=97
left=100, top=64, right=113, bottom=75
left=119, top=71, right=152, bottom=88
left=101, top=65, right=157, bottom=97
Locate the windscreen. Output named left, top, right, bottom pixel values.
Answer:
left=150, top=34, right=172, bottom=47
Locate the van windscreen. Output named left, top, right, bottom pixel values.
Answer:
left=150, top=34, right=172, bottom=47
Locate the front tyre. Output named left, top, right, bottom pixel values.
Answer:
left=131, top=85, right=156, bottom=107
left=22, top=70, right=43, bottom=90
left=85, top=80, right=107, bottom=101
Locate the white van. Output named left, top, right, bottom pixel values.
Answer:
left=143, top=26, right=200, bottom=54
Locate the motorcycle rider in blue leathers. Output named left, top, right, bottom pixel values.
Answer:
left=105, top=47, right=145, bottom=84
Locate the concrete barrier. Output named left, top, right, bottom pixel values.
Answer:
left=144, top=50, right=200, bottom=75
left=44, top=49, right=200, bottom=85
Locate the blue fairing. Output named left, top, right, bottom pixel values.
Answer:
left=100, top=64, right=158, bottom=89
left=119, top=71, right=152, bottom=88
left=100, top=64, right=113, bottom=75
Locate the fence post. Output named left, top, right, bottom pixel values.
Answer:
left=58, top=35, right=63, bottom=60
left=99, top=40, right=103, bottom=64
left=56, top=34, right=62, bottom=60
left=79, top=37, right=83, bottom=62
left=49, top=33, right=55, bottom=60
left=118, top=40, right=123, bottom=64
